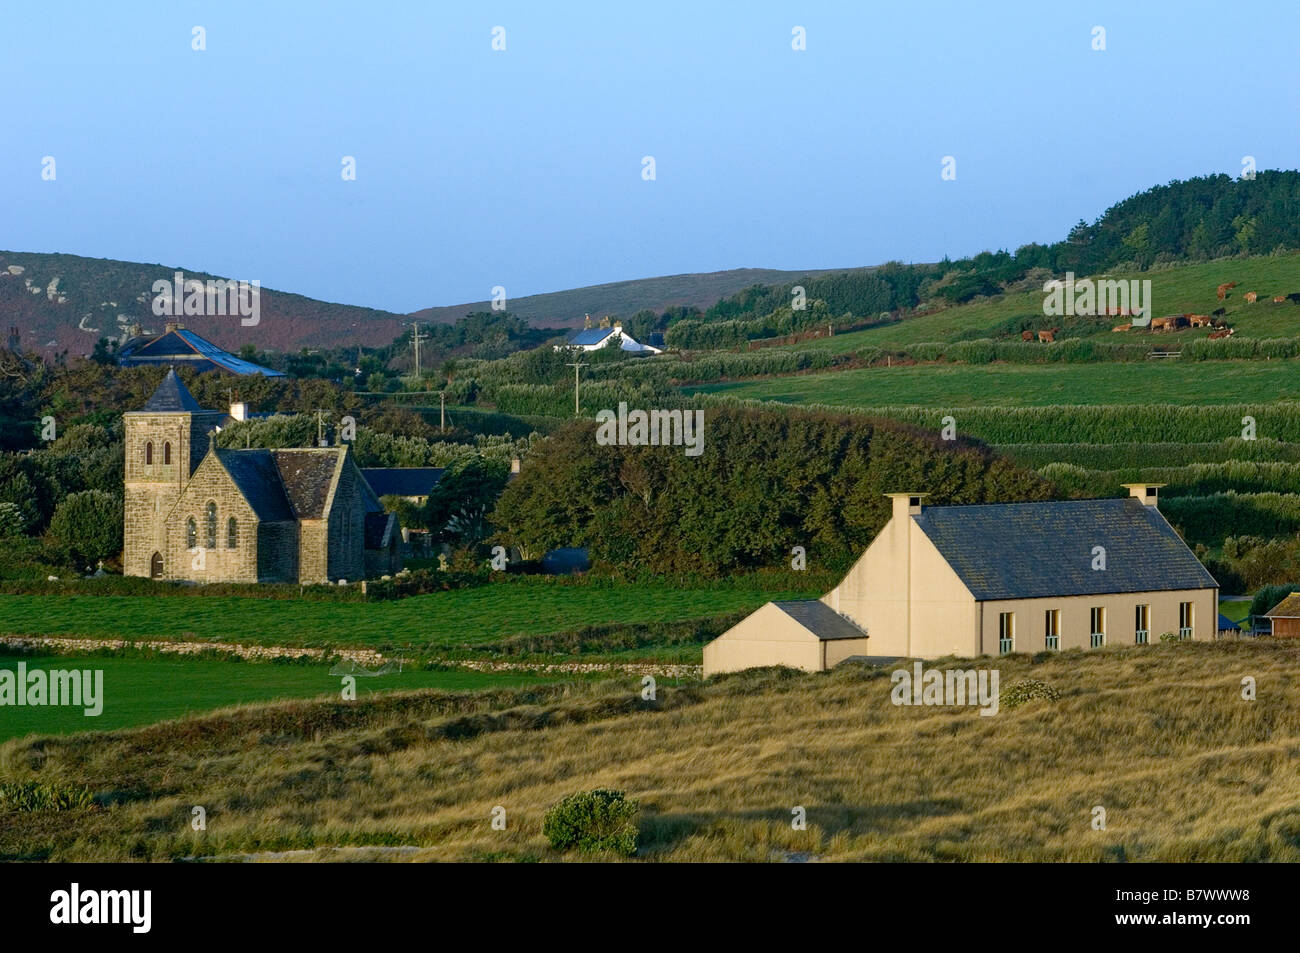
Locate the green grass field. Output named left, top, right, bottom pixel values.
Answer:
left=689, top=358, right=1300, bottom=408
left=769, top=255, right=1300, bottom=352
left=0, top=654, right=568, bottom=743
left=0, top=579, right=816, bottom=651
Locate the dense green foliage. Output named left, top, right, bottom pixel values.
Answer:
left=491, top=406, right=1051, bottom=575
left=542, top=789, right=639, bottom=855
left=45, top=490, right=123, bottom=568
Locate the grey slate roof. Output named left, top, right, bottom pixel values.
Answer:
left=773, top=600, right=869, bottom=641
left=215, top=450, right=295, bottom=522
left=272, top=450, right=341, bottom=519
left=361, top=467, right=444, bottom=498
left=141, top=369, right=207, bottom=412
left=912, top=498, right=1218, bottom=601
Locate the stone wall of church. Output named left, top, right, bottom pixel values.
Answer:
left=326, top=463, right=366, bottom=583
left=257, top=522, right=299, bottom=583
left=123, top=410, right=223, bottom=579
left=165, top=455, right=261, bottom=584
left=298, top=519, right=330, bottom=584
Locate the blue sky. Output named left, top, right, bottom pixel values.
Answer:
left=3, top=0, right=1297, bottom=314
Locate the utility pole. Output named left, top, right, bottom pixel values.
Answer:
left=314, top=408, right=327, bottom=447
left=439, top=391, right=446, bottom=431
left=411, top=322, right=423, bottom=382
left=565, top=361, right=587, bottom=416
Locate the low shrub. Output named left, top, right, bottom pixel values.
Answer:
left=1000, top=678, right=1060, bottom=710
left=543, top=789, right=640, bottom=855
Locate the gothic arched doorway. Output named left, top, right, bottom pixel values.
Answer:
left=150, top=552, right=164, bottom=579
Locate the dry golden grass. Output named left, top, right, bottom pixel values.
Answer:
left=3, top=640, right=1300, bottom=862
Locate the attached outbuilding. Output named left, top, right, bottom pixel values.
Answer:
left=702, top=600, right=870, bottom=676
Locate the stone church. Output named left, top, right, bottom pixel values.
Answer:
left=124, top=369, right=402, bottom=584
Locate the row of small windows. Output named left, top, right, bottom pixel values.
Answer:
left=185, top=502, right=238, bottom=550
left=998, top=603, right=1195, bottom=654
left=144, top=441, right=172, bottom=466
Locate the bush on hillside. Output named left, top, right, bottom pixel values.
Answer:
left=543, top=789, right=639, bottom=856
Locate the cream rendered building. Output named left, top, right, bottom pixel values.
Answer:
left=704, top=485, right=1218, bottom=675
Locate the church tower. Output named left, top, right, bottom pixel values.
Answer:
left=123, top=369, right=225, bottom=578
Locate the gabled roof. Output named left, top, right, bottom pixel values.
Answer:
left=566, top=327, right=618, bottom=346
left=361, top=467, right=445, bottom=498
left=214, top=450, right=296, bottom=522
left=774, top=600, right=869, bottom=641
left=1264, top=592, right=1300, bottom=619
left=912, top=498, right=1218, bottom=601
left=141, top=368, right=208, bottom=412
left=121, top=328, right=284, bottom=377
left=1218, top=613, right=1241, bottom=631
left=271, top=449, right=343, bottom=519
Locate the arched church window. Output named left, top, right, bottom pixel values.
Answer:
left=186, top=518, right=197, bottom=549
left=150, top=552, right=164, bottom=578
left=145, top=441, right=154, bottom=465
left=205, top=502, right=217, bottom=550
left=227, top=517, right=238, bottom=549
left=164, top=442, right=172, bottom=465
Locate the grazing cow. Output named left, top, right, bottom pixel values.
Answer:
left=1021, top=330, right=1034, bottom=341
left=1111, top=323, right=1132, bottom=332
left=1037, top=328, right=1059, bottom=343
left=1216, top=281, right=1238, bottom=300
left=1151, top=315, right=1186, bottom=332
left=1274, top=295, right=1286, bottom=303
left=1212, top=307, right=1227, bottom=317
left=1245, top=291, right=1258, bottom=303
left=1188, top=314, right=1213, bottom=327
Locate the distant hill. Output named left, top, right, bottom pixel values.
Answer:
left=407, top=267, right=874, bottom=329
left=0, top=251, right=406, bottom=357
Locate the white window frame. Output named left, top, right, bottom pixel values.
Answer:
left=1179, top=601, right=1193, bottom=640
left=998, top=612, right=1015, bottom=655
left=1135, top=604, right=1150, bottom=645
left=1090, top=606, right=1106, bottom=648
left=1045, top=608, right=1060, bottom=651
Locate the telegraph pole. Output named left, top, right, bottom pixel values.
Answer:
left=439, top=391, right=446, bottom=431
left=565, top=361, right=587, bottom=416
left=314, top=408, right=327, bottom=447
left=411, top=322, right=423, bottom=382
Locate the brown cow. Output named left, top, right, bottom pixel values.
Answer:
left=1037, top=328, right=1059, bottom=343
left=1188, top=314, right=1213, bottom=327
left=1209, top=327, right=1235, bottom=339
left=1274, top=295, right=1286, bottom=303
left=1111, top=323, right=1132, bottom=332
left=1245, top=291, right=1258, bottom=303
left=1021, top=330, right=1034, bottom=341
left=1216, top=281, right=1238, bottom=300
left=1151, top=315, right=1187, bottom=331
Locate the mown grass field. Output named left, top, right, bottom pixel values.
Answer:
left=773, top=255, right=1300, bottom=352
left=4, top=640, right=1299, bottom=862
left=0, top=654, right=570, bottom=743
left=0, top=579, right=818, bottom=651
left=689, top=358, right=1300, bottom=408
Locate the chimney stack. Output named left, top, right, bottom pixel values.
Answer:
left=1122, top=483, right=1164, bottom=507
left=229, top=401, right=248, bottom=422
left=886, top=492, right=928, bottom=522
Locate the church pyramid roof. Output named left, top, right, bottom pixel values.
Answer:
left=141, top=368, right=209, bottom=413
